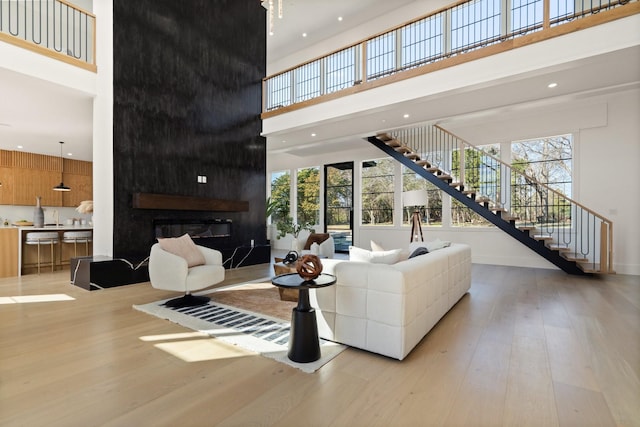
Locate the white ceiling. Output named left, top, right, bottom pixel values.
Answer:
left=264, top=0, right=416, bottom=62
left=0, top=67, right=93, bottom=161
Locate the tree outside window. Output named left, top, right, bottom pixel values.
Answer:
left=297, top=167, right=320, bottom=226
left=270, top=171, right=290, bottom=224
left=511, top=134, right=572, bottom=226
left=361, top=158, right=394, bottom=225
left=451, top=144, right=500, bottom=227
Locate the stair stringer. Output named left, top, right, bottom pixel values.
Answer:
left=366, top=135, right=587, bottom=275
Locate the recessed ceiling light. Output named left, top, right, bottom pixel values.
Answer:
left=67, top=152, right=73, bottom=156
left=17, top=145, right=23, bottom=149
left=403, top=114, right=410, bottom=118
left=337, top=16, right=343, bottom=21
left=302, top=33, right=307, bottom=37
left=547, top=82, right=558, bottom=88
left=311, top=133, right=316, bottom=137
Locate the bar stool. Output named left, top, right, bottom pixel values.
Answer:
left=62, top=231, right=93, bottom=260
left=25, top=232, right=60, bottom=274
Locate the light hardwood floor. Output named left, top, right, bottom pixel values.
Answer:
left=1, top=263, right=638, bottom=427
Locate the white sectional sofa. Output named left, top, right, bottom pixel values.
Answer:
left=309, top=243, right=472, bottom=360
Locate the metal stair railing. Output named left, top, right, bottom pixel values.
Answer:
left=371, top=124, right=614, bottom=274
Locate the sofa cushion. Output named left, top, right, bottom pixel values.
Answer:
left=409, top=238, right=451, bottom=253
left=157, top=234, right=206, bottom=267
left=370, top=240, right=385, bottom=251
left=409, top=246, right=429, bottom=258
left=349, top=246, right=402, bottom=264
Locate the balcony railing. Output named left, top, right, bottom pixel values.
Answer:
left=263, top=0, right=637, bottom=114
left=0, top=0, right=96, bottom=71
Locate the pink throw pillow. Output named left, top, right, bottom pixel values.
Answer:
left=158, top=234, right=206, bottom=267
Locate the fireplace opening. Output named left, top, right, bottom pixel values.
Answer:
left=154, top=219, right=232, bottom=240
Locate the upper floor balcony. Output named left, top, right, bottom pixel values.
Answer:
left=0, top=0, right=96, bottom=72
left=262, top=0, right=639, bottom=119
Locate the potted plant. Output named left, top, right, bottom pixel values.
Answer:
left=275, top=215, right=315, bottom=252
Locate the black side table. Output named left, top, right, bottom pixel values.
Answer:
left=271, top=273, right=336, bottom=363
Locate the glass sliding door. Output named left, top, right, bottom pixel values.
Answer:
left=324, top=162, right=353, bottom=253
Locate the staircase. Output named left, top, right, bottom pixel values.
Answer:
left=367, top=125, right=614, bottom=275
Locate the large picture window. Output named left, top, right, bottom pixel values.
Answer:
left=510, top=134, right=572, bottom=225
left=269, top=171, right=290, bottom=224
left=297, top=167, right=320, bottom=226
left=361, top=158, right=395, bottom=225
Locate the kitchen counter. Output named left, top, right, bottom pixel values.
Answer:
left=16, top=225, right=93, bottom=276
left=15, top=224, right=93, bottom=231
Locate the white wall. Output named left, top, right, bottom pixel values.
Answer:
left=268, top=88, right=640, bottom=275
left=91, top=0, right=113, bottom=257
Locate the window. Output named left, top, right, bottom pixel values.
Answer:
left=270, top=171, right=290, bottom=224
left=451, top=144, right=500, bottom=227
left=450, top=0, right=502, bottom=53
left=510, top=134, right=572, bottom=225
left=326, top=46, right=358, bottom=93
left=361, top=158, right=395, bottom=225
left=295, top=60, right=321, bottom=103
left=367, top=32, right=396, bottom=80
left=402, top=166, right=442, bottom=226
left=401, top=14, right=445, bottom=68
left=297, top=167, right=320, bottom=225
left=265, top=71, right=291, bottom=110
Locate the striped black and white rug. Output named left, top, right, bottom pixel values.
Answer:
left=133, top=295, right=346, bottom=373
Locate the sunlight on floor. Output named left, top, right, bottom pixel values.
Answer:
left=139, top=332, right=255, bottom=362
left=0, top=294, right=75, bottom=304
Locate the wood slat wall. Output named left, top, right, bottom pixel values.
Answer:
left=0, top=150, right=92, bottom=207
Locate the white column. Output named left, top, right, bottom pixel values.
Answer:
left=91, top=0, right=114, bottom=257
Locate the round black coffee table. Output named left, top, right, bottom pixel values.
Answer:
left=271, top=273, right=336, bottom=363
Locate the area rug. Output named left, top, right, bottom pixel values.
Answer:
left=133, top=280, right=347, bottom=373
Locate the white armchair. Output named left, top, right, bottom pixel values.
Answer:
left=149, top=243, right=225, bottom=307
left=300, top=233, right=335, bottom=259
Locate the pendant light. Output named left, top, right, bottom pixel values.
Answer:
left=53, top=141, right=71, bottom=192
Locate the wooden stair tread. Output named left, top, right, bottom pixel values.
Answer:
left=533, top=234, right=553, bottom=241
left=376, top=133, right=392, bottom=141
left=449, top=182, right=463, bottom=188
left=415, top=160, right=431, bottom=167
left=562, top=252, right=589, bottom=262
left=426, top=167, right=441, bottom=173
left=437, top=174, right=452, bottom=180
left=395, top=146, right=412, bottom=154
left=548, top=244, right=571, bottom=252
left=385, top=139, right=402, bottom=148
left=577, top=263, right=615, bottom=274
left=517, top=225, right=536, bottom=231
left=404, top=152, right=420, bottom=160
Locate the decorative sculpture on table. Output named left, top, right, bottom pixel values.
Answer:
left=296, top=254, right=323, bottom=281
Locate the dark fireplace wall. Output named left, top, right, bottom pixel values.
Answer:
left=113, top=0, right=266, bottom=262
